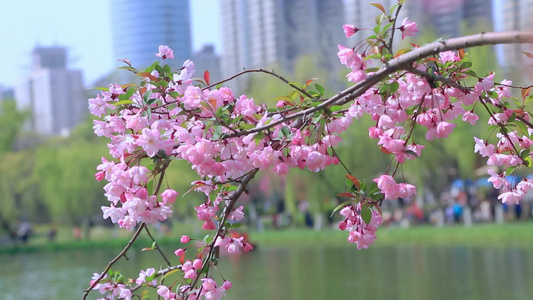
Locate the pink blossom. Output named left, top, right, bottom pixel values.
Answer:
left=136, top=268, right=156, bottom=285
left=439, top=51, right=459, bottom=63
left=243, top=242, right=254, bottom=252
left=180, top=235, right=190, bottom=243
left=228, top=205, right=245, bottom=222
left=193, top=258, right=203, bottom=269
left=462, top=111, right=479, bottom=125
left=155, top=45, right=174, bottom=59
left=174, top=248, right=185, bottom=257
left=222, top=281, right=232, bottom=290
left=337, top=45, right=363, bottom=68
left=202, top=219, right=216, bottom=230
left=161, top=189, right=178, bottom=205
left=183, top=86, right=204, bottom=110
left=475, top=73, right=495, bottom=92
left=137, top=128, right=165, bottom=157
left=436, top=121, right=456, bottom=138
left=399, top=18, right=418, bottom=39
left=342, top=24, right=358, bottom=37
left=474, top=137, right=495, bottom=157
left=498, top=191, right=523, bottom=204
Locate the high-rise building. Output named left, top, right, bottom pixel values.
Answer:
left=192, top=45, right=221, bottom=83
left=220, top=0, right=344, bottom=91
left=111, top=0, right=192, bottom=72
left=345, top=0, right=493, bottom=41
left=15, top=47, right=86, bottom=136
left=494, top=0, right=533, bottom=76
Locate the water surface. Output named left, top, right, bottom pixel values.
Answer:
left=1, top=245, right=531, bottom=299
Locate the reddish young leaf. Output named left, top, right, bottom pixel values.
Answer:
left=521, top=87, right=531, bottom=99
left=204, top=70, right=210, bottom=85
left=346, top=174, right=361, bottom=190
left=305, top=78, right=318, bottom=88
left=373, top=203, right=383, bottom=215
left=209, top=98, right=218, bottom=109
left=137, top=72, right=158, bottom=82
left=380, top=146, right=392, bottom=155
left=458, top=48, right=465, bottom=60
left=337, top=192, right=357, bottom=198
left=514, top=109, right=526, bottom=117
left=369, top=3, right=386, bottom=14
left=522, top=51, right=533, bottom=59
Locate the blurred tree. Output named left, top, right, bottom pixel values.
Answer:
left=0, top=99, right=28, bottom=153
left=35, top=118, right=108, bottom=227
left=0, top=150, right=43, bottom=240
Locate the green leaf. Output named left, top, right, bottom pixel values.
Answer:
left=314, top=83, right=325, bottom=96
left=143, top=90, right=153, bottom=102
left=145, top=61, right=160, bottom=73
left=281, top=126, right=290, bottom=137
left=464, top=70, right=477, bottom=77
left=389, top=81, right=399, bottom=93
left=507, top=166, right=516, bottom=175
left=113, top=99, right=133, bottom=106
left=90, top=86, right=111, bottom=91
left=330, top=200, right=356, bottom=218
left=117, top=66, right=137, bottom=73
left=163, top=64, right=171, bottom=74
left=403, top=149, right=419, bottom=157
left=360, top=204, right=372, bottom=225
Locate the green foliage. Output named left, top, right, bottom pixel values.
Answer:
left=0, top=99, right=28, bottom=153
left=35, top=138, right=108, bottom=224
left=0, top=150, right=43, bottom=224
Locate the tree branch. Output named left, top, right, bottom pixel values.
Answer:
left=83, top=223, right=146, bottom=300
left=203, top=69, right=315, bottom=99
left=224, top=31, right=533, bottom=138
left=188, top=169, right=258, bottom=292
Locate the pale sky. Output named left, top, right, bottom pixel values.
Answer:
left=0, top=0, right=221, bottom=89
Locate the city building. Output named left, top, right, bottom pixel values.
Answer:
left=494, top=0, right=533, bottom=79
left=345, top=0, right=493, bottom=41
left=111, top=0, right=192, bottom=74
left=192, top=45, right=221, bottom=83
left=220, top=0, right=344, bottom=91
left=15, top=47, right=86, bottom=136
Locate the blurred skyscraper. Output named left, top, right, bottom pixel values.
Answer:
left=193, top=45, right=221, bottom=83
left=494, top=0, right=533, bottom=75
left=405, top=0, right=493, bottom=38
left=344, top=0, right=493, bottom=40
left=15, top=47, right=86, bottom=136
left=220, top=0, right=344, bottom=91
left=111, top=0, right=192, bottom=72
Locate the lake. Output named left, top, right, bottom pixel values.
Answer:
left=1, top=245, right=532, bottom=299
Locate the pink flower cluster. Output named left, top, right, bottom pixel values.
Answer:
left=89, top=52, right=349, bottom=231
left=338, top=203, right=383, bottom=249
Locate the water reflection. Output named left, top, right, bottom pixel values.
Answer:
left=1, top=245, right=532, bottom=299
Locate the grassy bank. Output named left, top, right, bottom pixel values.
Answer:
left=2, top=222, right=533, bottom=255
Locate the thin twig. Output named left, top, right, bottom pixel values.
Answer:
left=82, top=223, right=146, bottom=300
left=144, top=225, right=172, bottom=266
left=203, top=69, right=315, bottom=99
left=222, top=31, right=533, bottom=139
left=188, top=169, right=259, bottom=293
left=387, top=1, right=403, bottom=53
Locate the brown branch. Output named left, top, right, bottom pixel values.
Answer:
left=203, top=69, right=315, bottom=99
left=188, top=169, right=259, bottom=293
left=144, top=225, right=172, bottom=266
left=387, top=1, right=403, bottom=53
left=224, top=31, right=533, bottom=139
left=82, top=223, right=146, bottom=300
